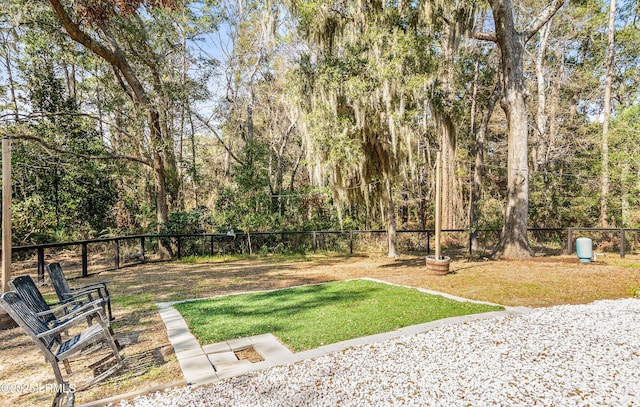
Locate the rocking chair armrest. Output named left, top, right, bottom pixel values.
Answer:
left=35, top=308, right=108, bottom=339
left=74, top=282, right=110, bottom=296
left=61, top=286, right=107, bottom=301
left=71, top=285, right=107, bottom=296
left=72, top=281, right=110, bottom=289
left=36, top=298, right=92, bottom=316
left=45, top=300, right=105, bottom=324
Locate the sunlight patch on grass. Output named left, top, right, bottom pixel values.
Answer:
left=114, top=293, right=156, bottom=311
left=175, top=279, right=503, bottom=352
left=606, top=258, right=640, bottom=269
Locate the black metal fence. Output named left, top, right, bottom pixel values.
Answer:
left=6, top=227, right=640, bottom=282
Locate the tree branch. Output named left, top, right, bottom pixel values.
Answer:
left=189, top=109, right=245, bottom=166
left=1, top=131, right=151, bottom=166
left=474, top=31, right=498, bottom=43
left=523, top=0, right=566, bottom=43
left=1, top=111, right=138, bottom=140
left=49, top=0, right=152, bottom=107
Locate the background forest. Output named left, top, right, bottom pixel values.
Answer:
left=0, top=0, right=639, bottom=257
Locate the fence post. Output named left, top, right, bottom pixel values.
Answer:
left=114, top=239, right=120, bottom=270
left=210, top=235, right=214, bottom=256
left=81, top=243, right=88, bottom=277
left=567, top=228, right=573, bottom=255
left=176, top=236, right=182, bottom=259
left=37, top=247, right=45, bottom=283
left=426, top=231, right=431, bottom=255
left=620, top=229, right=625, bottom=258
left=140, top=236, right=146, bottom=262
left=313, top=231, right=318, bottom=252
left=349, top=231, right=354, bottom=255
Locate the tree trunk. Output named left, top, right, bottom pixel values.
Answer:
left=148, top=110, right=170, bottom=230
left=490, top=0, right=531, bottom=259
left=533, top=21, right=552, bottom=171
left=470, top=80, right=501, bottom=252
left=545, top=62, right=561, bottom=166
left=1, top=33, right=20, bottom=121
left=385, top=175, right=397, bottom=258
left=438, top=22, right=462, bottom=230
left=439, top=114, right=459, bottom=229
left=600, top=0, right=616, bottom=227
left=189, top=111, right=199, bottom=207
left=486, top=0, right=565, bottom=259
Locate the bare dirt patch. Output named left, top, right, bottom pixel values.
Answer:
left=1, top=253, right=639, bottom=406
left=234, top=347, right=265, bottom=363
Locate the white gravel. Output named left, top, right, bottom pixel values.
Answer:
left=119, top=299, right=640, bottom=406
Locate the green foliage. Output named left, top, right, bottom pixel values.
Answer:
left=608, top=104, right=640, bottom=227
left=162, top=207, right=213, bottom=235
left=9, top=59, right=117, bottom=243
left=11, top=126, right=117, bottom=244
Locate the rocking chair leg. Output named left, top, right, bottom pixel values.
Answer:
left=107, top=300, right=114, bottom=321
left=108, top=327, right=122, bottom=349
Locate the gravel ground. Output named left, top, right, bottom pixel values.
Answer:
left=118, top=299, right=640, bottom=407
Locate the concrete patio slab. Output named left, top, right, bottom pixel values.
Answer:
left=177, top=353, right=217, bottom=385
left=207, top=351, right=238, bottom=364
left=202, top=341, right=232, bottom=354
left=226, top=337, right=253, bottom=350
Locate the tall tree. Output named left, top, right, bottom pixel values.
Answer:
left=600, top=0, right=616, bottom=226
left=47, top=0, right=178, bottom=232
left=422, top=2, right=475, bottom=230
left=476, top=0, right=566, bottom=259
left=288, top=1, right=437, bottom=257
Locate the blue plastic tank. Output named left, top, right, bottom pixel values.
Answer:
left=575, top=237, right=593, bottom=263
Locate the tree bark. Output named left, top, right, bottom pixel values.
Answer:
left=533, top=21, right=552, bottom=171
left=490, top=0, right=531, bottom=258
left=1, top=32, right=20, bottom=121
left=438, top=22, right=462, bottom=230
left=385, top=175, right=397, bottom=258
left=439, top=114, right=459, bottom=229
left=600, top=0, right=616, bottom=227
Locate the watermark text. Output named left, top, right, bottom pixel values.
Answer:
left=0, top=383, right=75, bottom=394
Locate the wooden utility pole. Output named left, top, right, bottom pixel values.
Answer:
left=1, top=136, right=15, bottom=329
left=2, top=136, right=11, bottom=293
left=425, top=150, right=449, bottom=275
left=435, top=151, right=442, bottom=260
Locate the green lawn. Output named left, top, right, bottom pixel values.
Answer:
left=175, top=279, right=504, bottom=351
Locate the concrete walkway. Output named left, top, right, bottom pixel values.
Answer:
left=157, top=279, right=534, bottom=387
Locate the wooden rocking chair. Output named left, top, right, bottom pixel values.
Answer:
left=45, top=262, right=113, bottom=321
left=0, top=291, right=123, bottom=406
left=9, top=275, right=105, bottom=329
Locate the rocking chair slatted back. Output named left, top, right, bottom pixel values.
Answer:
left=46, top=263, right=74, bottom=301
left=0, top=291, right=59, bottom=353
left=45, top=262, right=113, bottom=321
left=9, top=275, right=57, bottom=325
